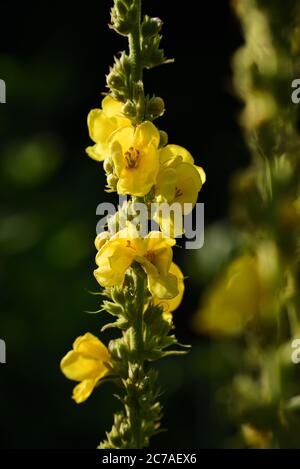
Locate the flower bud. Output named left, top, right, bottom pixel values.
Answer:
left=147, top=96, right=165, bottom=119
left=106, top=72, right=125, bottom=90
left=122, top=100, right=136, bottom=119
left=111, top=286, right=126, bottom=305
left=115, top=0, right=128, bottom=17
left=104, top=157, right=113, bottom=174
left=106, top=173, right=119, bottom=190
left=158, top=130, right=168, bottom=148
left=110, top=1, right=135, bottom=36
left=141, top=15, right=163, bottom=37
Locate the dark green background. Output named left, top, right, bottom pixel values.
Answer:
left=0, top=0, right=249, bottom=448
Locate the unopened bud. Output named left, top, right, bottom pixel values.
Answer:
left=141, top=15, right=163, bottom=37
left=115, top=0, right=128, bottom=17
left=106, top=71, right=125, bottom=89
left=159, top=130, right=168, bottom=148
left=122, top=100, right=136, bottom=118
left=147, top=96, right=165, bottom=119
left=107, top=173, right=118, bottom=189
left=104, top=157, right=113, bottom=174
left=110, top=1, right=135, bottom=36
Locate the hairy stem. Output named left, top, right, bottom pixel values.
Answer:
left=131, top=269, right=146, bottom=448
left=133, top=269, right=146, bottom=358
left=129, top=0, right=142, bottom=84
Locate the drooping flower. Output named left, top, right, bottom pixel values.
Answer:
left=154, top=144, right=205, bottom=236
left=94, top=224, right=178, bottom=299
left=60, top=333, right=110, bottom=403
left=153, top=262, right=185, bottom=321
left=110, top=121, right=160, bottom=196
left=86, top=96, right=131, bottom=162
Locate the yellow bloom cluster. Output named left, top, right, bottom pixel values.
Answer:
left=86, top=96, right=205, bottom=200
left=61, top=94, right=204, bottom=404
left=94, top=224, right=180, bottom=300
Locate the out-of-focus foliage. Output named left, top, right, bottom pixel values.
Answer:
left=194, top=0, right=300, bottom=448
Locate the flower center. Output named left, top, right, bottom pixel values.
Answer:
left=145, top=250, right=156, bottom=264
left=175, top=187, right=183, bottom=198
left=124, top=147, right=140, bottom=169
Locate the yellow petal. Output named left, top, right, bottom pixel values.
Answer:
left=73, top=333, right=109, bottom=362
left=146, top=231, right=176, bottom=249
left=174, top=162, right=202, bottom=210
left=136, top=256, right=157, bottom=278
left=116, top=143, right=159, bottom=196
left=86, top=144, right=105, bottom=162
left=155, top=263, right=185, bottom=312
left=148, top=271, right=179, bottom=299
left=159, top=144, right=194, bottom=166
left=155, top=167, right=177, bottom=202
left=155, top=209, right=184, bottom=238
left=195, top=165, right=206, bottom=184
left=87, top=109, right=117, bottom=147
left=101, top=95, right=124, bottom=117
left=60, top=350, right=105, bottom=381
left=94, top=239, right=135, bottom=286
left=110, top=126, right=135, bottom=155
left=95, top=231, right=110, bottom=250
left=72, top=379, right=97, bottom=404
left=133, top=121, right=160, bottom=148
left=194, top=255, right=259, bottom=337
left=110, top=140, right=125, bottom=177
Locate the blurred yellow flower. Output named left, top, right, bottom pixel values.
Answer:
left=60, top=333, right=110, bottom=403
left=153, top=262, right=185, bottom=321
left=242, top=424, right=273, bottom=449
left=154, top=144, right=205, bottom=236
left=194, top=255, right=259, bottom=337
left=194, top=247, right=280, bottom=337
left=86, top=96, right=130, bottom=162
left=110, top=121, right=160, bottom=196
left=94, top=225, right=178, bottom=299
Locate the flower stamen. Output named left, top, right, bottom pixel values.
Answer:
left=124, top=147, right=140, bottom=169
left=145, top=250, right=156, bottom=264
left=175, top=187, right=183, bottom=198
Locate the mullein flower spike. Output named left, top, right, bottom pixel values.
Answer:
left=61, top=0, right=205, bottom=449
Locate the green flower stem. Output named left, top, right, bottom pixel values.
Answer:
left=130, top=269, right=146, bottom=448
left=127, top=0, right=147, bottom=445
left=129, top=0, right=142, bottom=84
left=132, top=268, right=146, bottom=358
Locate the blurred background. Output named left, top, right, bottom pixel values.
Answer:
left=0, top=0, right=250, bottom=448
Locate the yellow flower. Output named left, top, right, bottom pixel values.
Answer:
left=154, top=144, right=205, bottom=236
left=110, top=121, right=160, bottom=196
left=60, top=333, right=110, bottom=403
left=194, top=246, right=280, bottom=337
left=194, top=256, right=259, bottom=337
left=135, top=231, right=178, bottom=299
left=156, top=144, right=205, bottom=206
left=94, top=225, right=178, bottom=299
left=242, top=424, right=273, bottom=449
left=86, top=96, right=130, bottom=162
left=153, top=262, right=185, bottom=321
